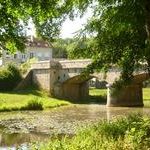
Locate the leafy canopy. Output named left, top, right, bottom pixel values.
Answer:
left=0, top=0, right=68, bottom=53
left=63, top=0, right=150, bottom=81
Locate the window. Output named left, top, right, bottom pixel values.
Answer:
left=22, top=54, right=26, bottom=59
left=30, top=52, right=34, bottom=58
left=14, top=54, right=17, bottom=59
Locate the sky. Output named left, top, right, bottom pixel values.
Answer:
left=60, top=13, right=90, bottom=38
left=27, top=10, right=91, bottom=39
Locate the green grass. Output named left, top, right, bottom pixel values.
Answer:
left=0, top=88, right=70, bottom=111
left=89, top=88, right=107, bottom=97
left=143, top=88, right=150, bottom=101
left=90, top=87, right=150, bottom=101
left=89, top=87, right=150, bottom=107
left=30, top=114, right=150, bottom=150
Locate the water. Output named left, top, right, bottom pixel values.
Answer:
left=0, top=104, right=150, bottom=149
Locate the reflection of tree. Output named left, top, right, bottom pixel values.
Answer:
left=1, top=133, right=30, bottom=147
left=0, top=132, right=50, bottom=147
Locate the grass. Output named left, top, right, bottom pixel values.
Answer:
left=89, top=88, right=107, bottom=97
left=0, top=87, right=70, bottom=111
left=143, top=88, right=150, bottom=101
left=30, top=114, right=150, bottom=150
left=89, top=87, right=150, bottom=102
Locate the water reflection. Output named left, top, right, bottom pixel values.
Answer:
left=0, top=132, right=51, bottom=147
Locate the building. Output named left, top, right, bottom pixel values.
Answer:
left=2, top=37, right=53, bottom=65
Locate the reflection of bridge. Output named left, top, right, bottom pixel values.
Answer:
left=17, top=59, right=150, bottom=107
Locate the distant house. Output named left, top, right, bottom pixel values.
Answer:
left=2, top=37, right=53, bottom=65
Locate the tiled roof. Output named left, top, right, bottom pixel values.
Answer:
left=26, top=37, right=53, bottom=48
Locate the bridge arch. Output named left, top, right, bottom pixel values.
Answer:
left=53, top=74, right=100, bottom=100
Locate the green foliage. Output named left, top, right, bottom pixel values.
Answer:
left=31, top=114, right=150, bottom=150
left=67, top=38, right=96, bottom=59
left=60, top=0, right=150, bottom=83
left=20, top=58, right=37, bottom=74
left=0, top=0, right=67, bottom=53
left=52, top=38, right=69, bottom=58
left=52, top=38, right=95, bottom=59
left=0, top=64, right=22, bottom=91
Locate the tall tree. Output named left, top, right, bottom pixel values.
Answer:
left=62, top=0, right=150, bottom=82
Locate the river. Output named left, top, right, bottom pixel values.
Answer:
left=0, top=104, right=150, bottom=149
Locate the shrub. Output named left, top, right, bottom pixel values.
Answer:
left=20, top=58, right=37, bottom=74
left=21, top=98, right=43, bottom=110
left=0, top=64, right=22, bottom=91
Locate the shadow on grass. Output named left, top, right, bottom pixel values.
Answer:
left=62, top=95, right=107, bottom=105
left=0, top=86, right=46, bottom=97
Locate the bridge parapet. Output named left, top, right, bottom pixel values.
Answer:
left=58, top=59, right=92, bottom=69
left=31, top=60, right=61, bottom=69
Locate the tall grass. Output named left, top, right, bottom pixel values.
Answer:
left=21, top=97, right=43, bottom=110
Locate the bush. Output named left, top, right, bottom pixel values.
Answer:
left=0, top=64, right=22, bottom=91
left=20, top=58, right=37, bottom=74
left=21, top=98, right=43, bottom=110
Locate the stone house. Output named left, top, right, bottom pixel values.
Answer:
left=1, top=37, right=53, bottom=65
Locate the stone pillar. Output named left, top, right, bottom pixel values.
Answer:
left=106, top=83, right=144, bottom=107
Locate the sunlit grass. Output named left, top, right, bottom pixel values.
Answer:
left=89, top=88, right=107, bottom=97
left=89, top=87, right=150, bottom=101
left=143, top=88, right=150, bottom=101
left=0, top=88, right=70, bottom=111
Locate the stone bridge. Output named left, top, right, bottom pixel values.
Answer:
left=17, top=59, right=150, bottom=107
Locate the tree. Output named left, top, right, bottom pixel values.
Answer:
left=52, top=38, right=71, bottom=58
left=61, top=0, right=150, bottom=82
left=0, top=0, right=66, bottom=53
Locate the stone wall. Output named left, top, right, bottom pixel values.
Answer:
left=32, top=69, right=50, bottom=91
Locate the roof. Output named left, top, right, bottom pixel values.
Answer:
left=26, top=37, right=53, bottom=48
